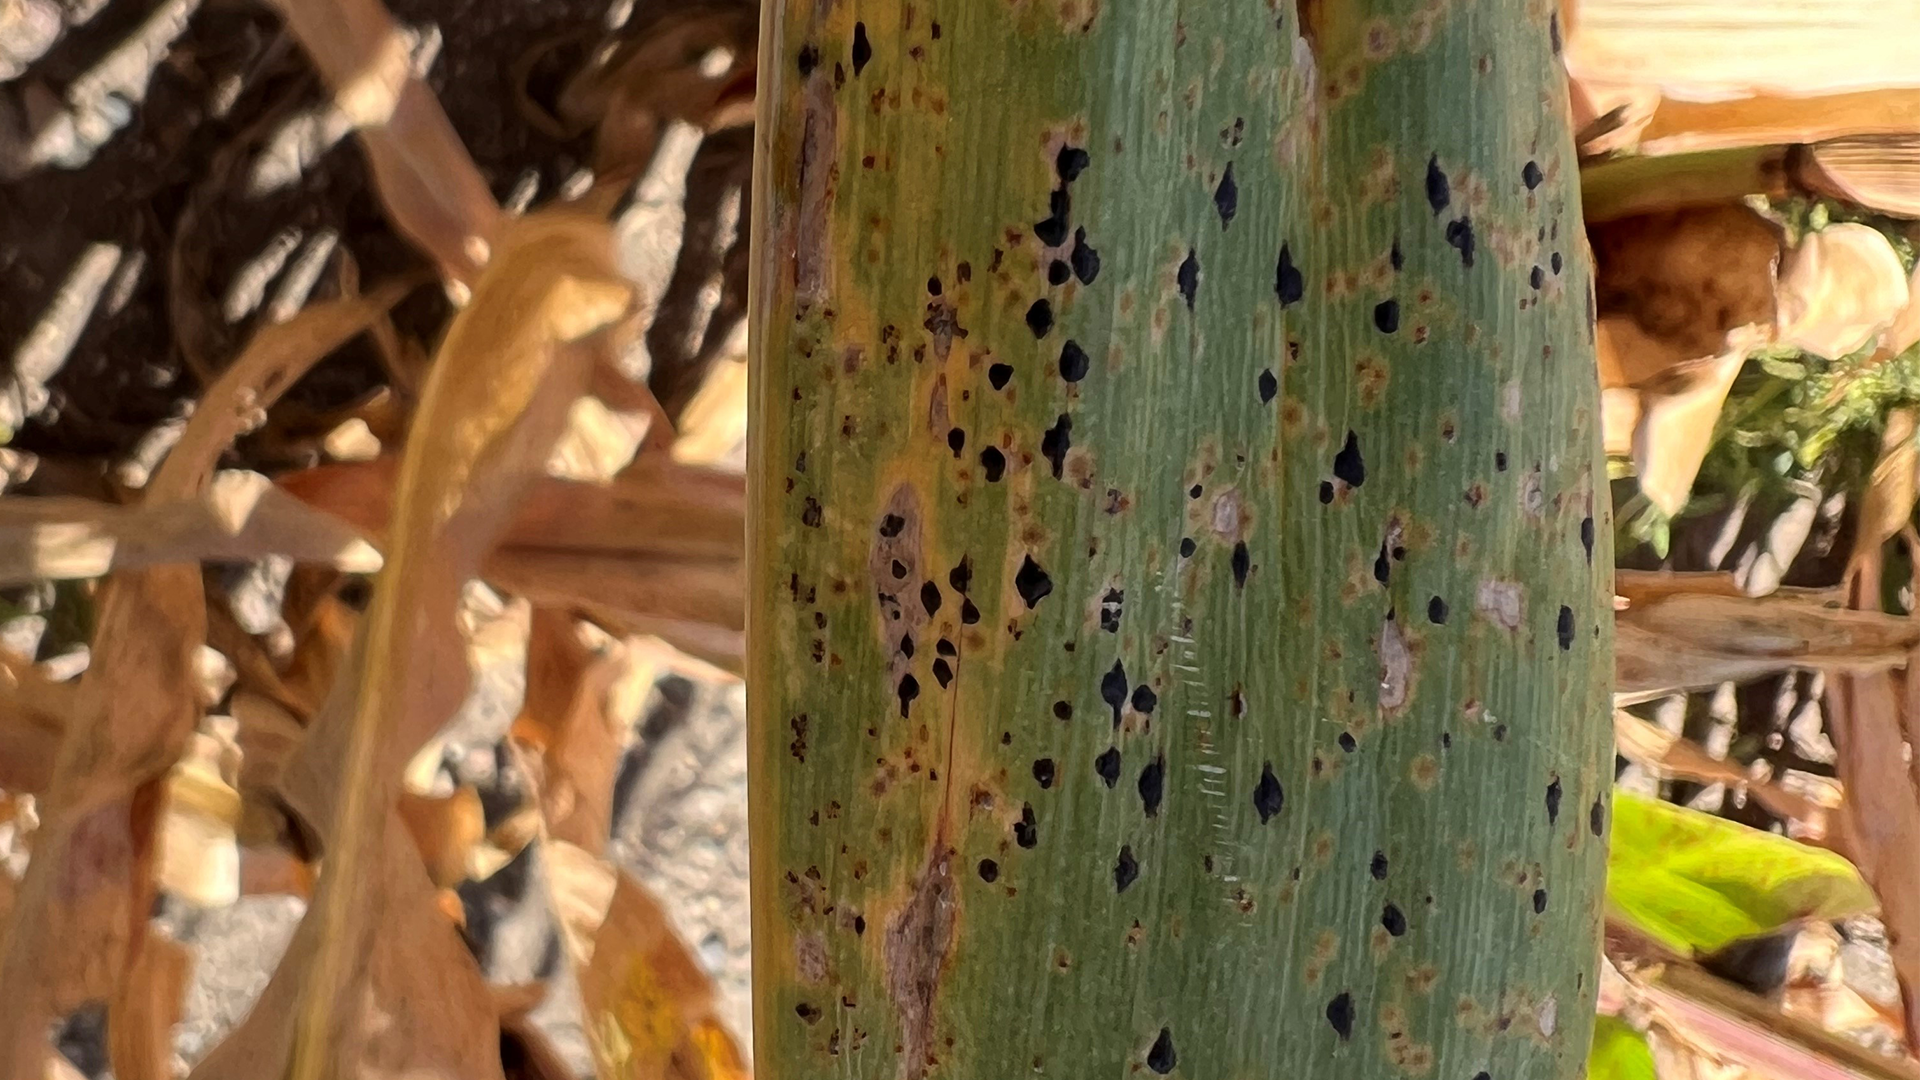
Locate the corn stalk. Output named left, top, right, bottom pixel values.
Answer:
left=747, top=2, right=1612, bottom=1079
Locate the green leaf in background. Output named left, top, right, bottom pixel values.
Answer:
left=1608, top=790, right=1877, bottom=955
left=1587, top=1016, right=1656, bottom=1080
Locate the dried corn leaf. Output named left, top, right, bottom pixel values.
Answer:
left=0, top=712, right=57, bottom=793
left=203, top=608, right=306, bottom=724
left=1636, top=90, right=1920, bottom=157
left=268, top=0, right=499, bottom=283
left=0, top=655, right=73, bottom=791
left=1846, top=409, right=1919, bottom=604
left=279, top=454, right=746, bottom=562
left=1628, top=962, right=1920, bottom=1080
left=156, top=279, right=422, bottom=501
left=493, top=547, right=742, bottom=617
left=1613, top=711, right=1743, bottom=790
left=1567, top=0, right=1920, bottom=155
left=1582, top=138, right=1920, bottom=224
left=1613, top=569, right=1752, bottom=607
left=504, top=609, right=742, bottom=1078
left=555, top=9, right=757, bottom=191
left=279, top=596, right=359, bottom=721
left=489, top=552, right=744, bottom=636
left=549, top=395, right=656, bottom=484
left=275, top=209, right=633, bottom=1080
left=395, top=786, right=485, bottom=888
left=1594, top=205, right=1780, bottom=361
left=1616, top=589, right=1920, bottom=702
left=1777, top=223, right=1911, bottom=359
left=1805, top=135, right=1920, bottom=219
left=1567, top=0, right=1920, bottom=100
left=1860, top=409, right=1920, bottom=552
left=672, top=357, right=748, bottom=467
left=1878, top=262, right=1920, bottom=361
left=1631, top=345, right=1753, bottom=516
left=1831, top=670, right=1920, bottom=1049
left=591, top=614, right=744, bottom=674
left=545, top=840, right=746, bottom=1080
left=587, top=361, right=677, bottom=440
left=1597, top=314, right=1694, bottom=394
left=188, top=814, right=504, bottom=1080
left=1601, top=387, right=1641, bottom=458
left=0, top=286, right=413, bottom=1078
left=0, top=649, right=79, bottom=714
left=231, top=690, right=305, bottom=792
left=279, top=451, right=749, bottom=646
left=8, top=703, right=283, bottom=901
left=108, top=933, right=191, bottom=1080
left=510, top=610, right=627, bottom=852
left=0, top=471, right=382, bottom=586
left=239, top=844, right=315, bottom=899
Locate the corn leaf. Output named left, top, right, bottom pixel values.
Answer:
left=1586, top=1016, right=1656, bottom=1080
left=1607, top=791, right=1876, bottom=956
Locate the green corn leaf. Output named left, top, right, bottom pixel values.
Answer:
left=1607, top=790, right=1876, bottom=955
left=1587, top=1016, right=1656, bottom=1080
left=749, top=3, right=1612, bottom=1079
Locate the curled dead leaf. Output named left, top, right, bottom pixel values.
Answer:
left=1593, top=206, right=1779, bottom=514
left=1593, top=208, right=1779, bottom=365
left=550, top=9, right=758, bottom=195
left=285, top=208, right=634, bottom=1080
left=0, top=284, right=416, bottom=1078
left=1631, top=344, right=1754, bottom=517
left=1805, top=135, right=1920, bottom=220
left=1777, top=223, right=1911, bottom=359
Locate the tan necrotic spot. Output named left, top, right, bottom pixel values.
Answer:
left=1404, top=964, right=1439, bottom=995
left=883, top=845, right=956, bottom=1080
left=1475, top=578, right=1524, bottom=630
left=1304, top=929, right=1340, bottom=986
left=1377, top=615, right=1414, bottom=714
left=795, top=931, right=828, bottom=983
left=1209, top=488, right=1243, bottom=539
left=1408, top=753, right=1439, bottom=790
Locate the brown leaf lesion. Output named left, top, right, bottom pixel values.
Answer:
left=884, top=843, right=956, bottom=1080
